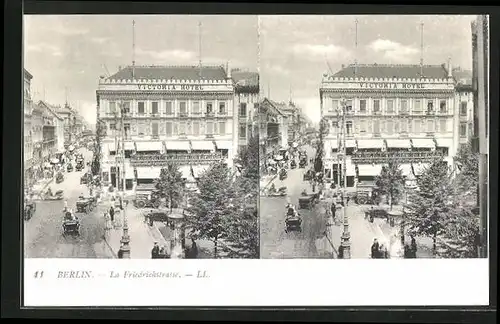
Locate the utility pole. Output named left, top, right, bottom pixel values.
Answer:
left=339, top=99, right=351, bottom=259
left=118, top=102, right=130, bottom=258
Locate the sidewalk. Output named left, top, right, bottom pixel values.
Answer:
left=102, top=197, right=168, bottom=259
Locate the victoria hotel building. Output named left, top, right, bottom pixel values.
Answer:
left=96, top=65, right=258, bottom=193
left=320, top=62, right=461, bottom=187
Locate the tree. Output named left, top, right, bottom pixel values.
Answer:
left=453, top=140, right=479, bottom=202
left=405, top=158, right=458, bottom=255
left=91, top=119, right=106, bottom=178
left=237, top=134, right=260, bottom=180
left=185, top=162, right=236, bottom=258
left=438, top=208, right=480, bottom=258
left=221, top=176, right=259, bottom=258
left=154, top=163, right=186, bottom=211
left=374, top=160, right=405, bottom=209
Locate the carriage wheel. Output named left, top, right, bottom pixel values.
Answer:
left=137, top=200, right=146, bottom=208
left=357, top=197, right=367, bottom=205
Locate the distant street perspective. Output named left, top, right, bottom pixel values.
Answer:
left=259, top=15, right=488, bottom=259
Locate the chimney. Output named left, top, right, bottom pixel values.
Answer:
left=226, top=61, right=231, bottom=78
left=447, top=57, right=452, bottom=78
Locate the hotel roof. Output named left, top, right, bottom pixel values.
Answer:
left=332, top=64, right=450, bottom=79
left=107, top=65, right=228, bottom=81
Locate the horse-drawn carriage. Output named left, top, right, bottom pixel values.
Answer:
left=284, top=205, right=302, bottom=233
left=299, top=156, right=307, bottom=168
left=303, top=169, right=315, bottom=181
left=42, top=188, right=64, bottom=201
left=62, top=210, right=80, bottom=235
left=265, top=185, right=287, bottom=197
left=55, top=171, right=64, bottom=184
left=298, top=192, right=319, bottom=210
left=24, top=200, right=36, bottom=220
left=279, top=168, right=288, bottom=181
left=75, top=160, right=84, bottom=171
left=290, top=159, right=297, bottom=169
left=76, top=196, right=96, bottom=213
left=66, top=163, right=74, bottom=172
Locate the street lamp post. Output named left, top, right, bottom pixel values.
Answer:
left=339, top=99, right=351, bottom=259
left=118, top=103, right=130, bottom=258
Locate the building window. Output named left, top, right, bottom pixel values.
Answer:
left=359, top=120, right=367, bottom=134
left=359, top=100, right=367, bottom=113
left=330, top=99, right=339, bottom=112
left=400, top=100, right=408, bottom=114
left=460, top=102, right=468, bottom=116
left=138, top=122, right=146, bottom=136
left=346, top=100, right=353, bottom=113
left=439, top=119, right=447, bottom=133
left=427, top=119, right=435, bottom=133
left=152, top=122, right=159, bottom=137
left=152, top=102, right=159, bottom=116
left=166, top=122, right=173, bottom=137
left=414, top=119, right=421, bottom=133
left=219, top=102, right=226, bottom=114
left=109, top=101, right=116, bottom=115
left=373, top=120, right=380, bottom=135
left=386, top=120, right=394, bottom=135
left=192, top=122, right=200, bottom=136
left=165, top=101, right=173, bottom=115
left=427, top=100, right=434, bottom=114
left=192, top=101, right=200, bottom=114
left=178, top=122, right=186, bottom=135
left=414, top=100, right=422, bottom=114
left=138, top=102, right=145, bottom=115
left=206, top=102, right=214, bottom=115
left=439, top=100, right=447, bottom=114
left=179, top=102, right=187, bottom=116
left=206, top=121, right=214, bottom=135
left=373, top=100, right=381, bottom=114
left=125, top=179, right=133, bottom=190
left=219, top=122, right=226, bottom=135
left=400, top=119, right=408, bottom=133
left=239, top=103, right=247, bottom=117
left=124, top=123, right=131, bottom=139
left=109, top=122, right=116, bottom=131
left=460, top=122, right=467, bottom=137
left=386, top=100, right=394, bottom=114
left=239, top=123, right=247, bottom=139
left=346, top=121, right=353, bottom=135
left=122, top=101, right=131, bottom=114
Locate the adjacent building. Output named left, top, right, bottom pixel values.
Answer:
left=38, top=101, right=65, bottom=154
left=232, top=69, right=260, bottom=149
left=453, top=68, right=474, bottom=147
left=319, top=62, right=458, bottom=187
left=259, top=98, right=289, bottom=162
left=96, top=65, right=245, bottom=193
left=24, top=69, right=34, bottom=186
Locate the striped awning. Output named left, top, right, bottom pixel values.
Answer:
left=345, top=139, right=356, bottom=148
left=190, top=141, right=214, bottom=151
left=345, top=163, right=356, bottom=176
left=215, top=141, right=232, bottom=150
left=136, top=167, right=160, bottom=179
left=435, top=138, right=453, bottom=148
left=357, top=164, right=382, bottom=176
left=357, top=139, right=384, bottom=149
left=386, top=139, right=411, bottom=149
left=178, top=166, right=192, bottom=179
left=167, top=141, right=190, bottom=151
left=136, top=141, right=162, bottom=152
left=123, top=141, right=135, bottom=150
left=411, top=139, right=434, bottom=148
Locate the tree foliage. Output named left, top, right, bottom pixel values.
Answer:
left=91, top=119, right=106, bottom=178
left=374, top=160, right=405, bottom=208
left=437, top=208, right=480, bottom=258
left=453, top=141, right=479, bottom=202
left=405, top=158, right=457, bottom=254
left=154, top=163, right=186, bottom=210
left=185, top=162, right=259, bottom=258
left=237, top=134, right=260, bottom=181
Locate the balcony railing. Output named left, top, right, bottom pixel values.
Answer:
left=130, top=152, right=223, bottom=167
left=425, top=132, right=435, bottom=137
left=206, top=111, right=215, bottom=117
left=351, top=150, right=442, bottom=164
left=179, top=112, right=188, bottom=118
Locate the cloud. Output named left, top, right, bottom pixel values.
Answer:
left=368, top=39, right=419, bottom=63
left=90, top=37, right=109, bottom=44
left=292, top=43, right=348, bottom=57
left=293, top=97, right=321, bottom=123
left=267, top=64, right=289, bottom=76
left=47, top=24, right=89, bottom=36
left=25, top=43, right=62, bottom=57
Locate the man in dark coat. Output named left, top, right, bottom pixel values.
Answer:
left=151, top=242, right=160, bottom=259
left=410, top=236, right=417, bottom=258
left=371, top=238, right=380, bottom=259
left=330, top=202, right=336, bottom=219
left=109, top=206, right=115, bottom=222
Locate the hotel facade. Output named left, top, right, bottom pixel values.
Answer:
left=319, top=63, right=460, bottom=187
left=96, top=65, right=251, bottom=193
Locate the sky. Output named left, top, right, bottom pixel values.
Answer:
left=259, top=15, right=477, bottom=123
left=24, top=15, right=476, bottom=125
left=24, top=15, right=259, bottom=124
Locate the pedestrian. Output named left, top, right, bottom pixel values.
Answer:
left=403, top=243, right=411, bottom=258
left=410, top=235, right=417, bottom=258
left=63, top=200, right=68, bottom=212
left=189, top=239, right=198, bottom=259
left=346, top=196, right=350, bottom=206
left=379, top=244, right=389, bottom=259
left=159, top=246, right=166, bottom=258
left=109, top=205, right=115, bottom=223
left=330, top=202, right=336, bottom=219
left=117, top=243, right=124, bottom=259
left=151, top=242, right=160, bottom=259
left=371, top=238, right=380, bottom=259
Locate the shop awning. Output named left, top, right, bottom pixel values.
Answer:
left=124, top=165, right=135, bottom=178
left=400, top=164, right=414, bottom=178
left=328, top=139, right=339, bottom=151
left=190, top=141, right=214, bottom=151
left=386, top=139, right=411, bottom=149
left=345, top=139, right=356, bottom=148
left=435, top=138, right=453, bottom=148
left=107, top=142, right=116, bottom=152
left=357, top=164, right=382, bottom=176
left=178, top=166, right=192, bottom=179
left=345, top=162, right=356, bottom=176
left=215, top=141, right=232, bottom=150
left=124, top=141, right=135, bottom=150
left=411, top=139, right=434, bottom=148
left=135, top=167, right=160, bottom=179
left=166, top=141, right=190, bottom=151
left=136, top=141, right=163, bottom=152
left=357, top=139, right=384, bottom=149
